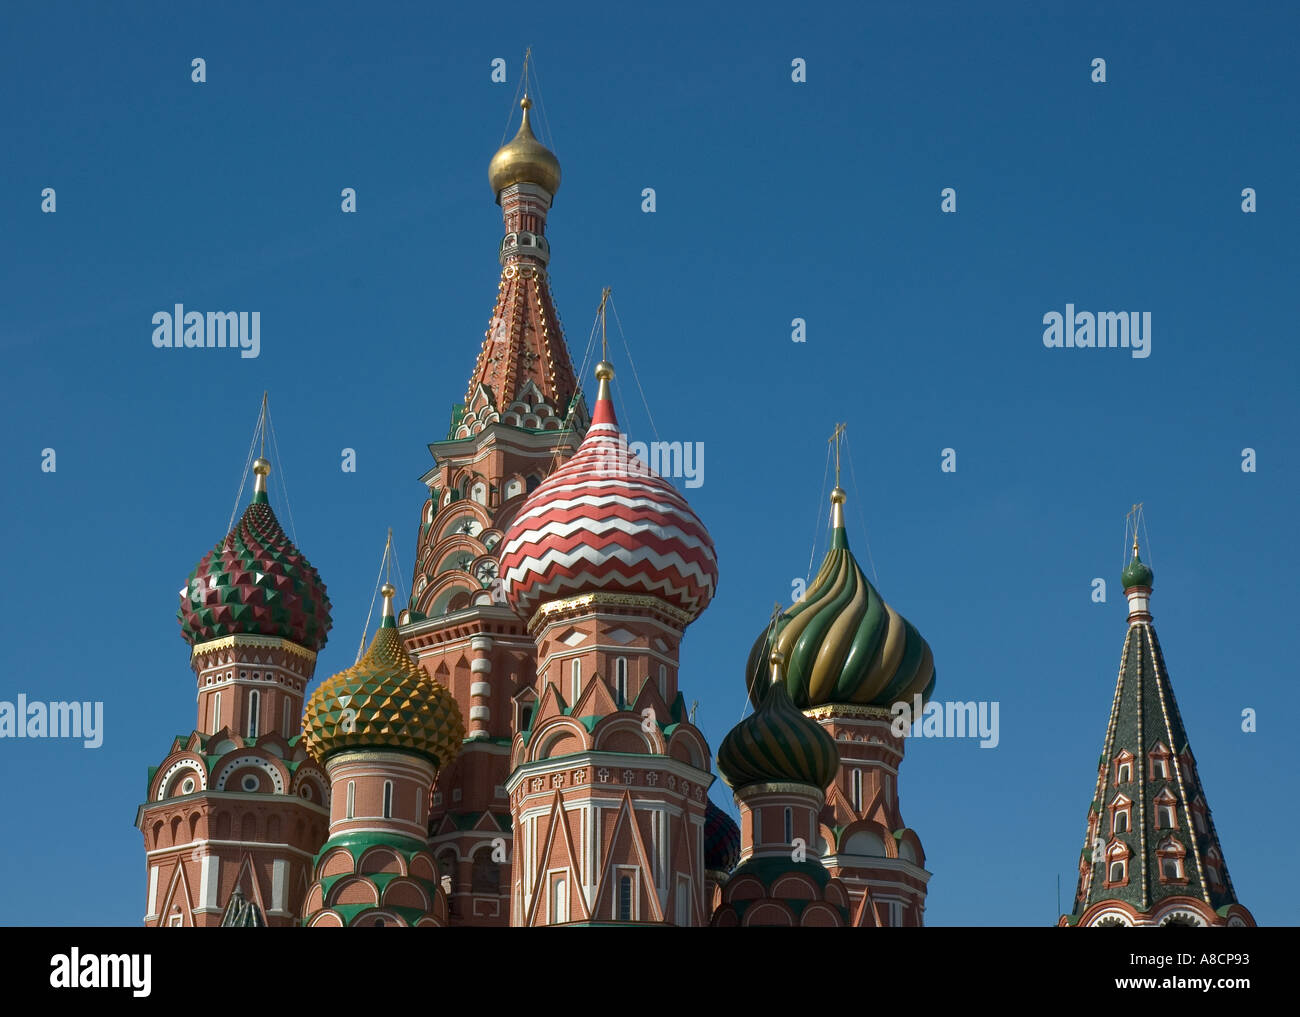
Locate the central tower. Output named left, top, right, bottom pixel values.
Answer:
left=400, top=97, right=588, bottom=926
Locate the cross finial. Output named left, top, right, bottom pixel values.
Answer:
left=829, top=422, right=847, bottom=488
left=1128, top=502, right=1144, bottom=556
left=259, top=391, right=268, bottom=459
left=597, top=286, right=612, bottom=363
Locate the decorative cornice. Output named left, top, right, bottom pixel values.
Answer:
left=733, top=781, right=826, bottom=805
left=190, top=633, right=317, bottom=664
left=804, top=703, right=894, bottom=722
left=528, top=591, right=693, bottom=632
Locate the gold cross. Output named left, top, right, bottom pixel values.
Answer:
left=828, top=422, right=847, bottom=487
left=597, top=286, right=612, bottom=362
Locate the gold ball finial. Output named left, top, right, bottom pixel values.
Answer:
left=253, top=458, right=271, bottom=477
left=380, top=583, right=395, bottom=598
left=521, top=95, right=532, bottom=111
left=595, top=360, right=615, bottom=381
left=830, top=487, right=846, bottom=505
left=768, top=647, right=787, bottom=687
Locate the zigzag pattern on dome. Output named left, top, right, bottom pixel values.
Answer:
left=499, top=382, right=718, bottom=622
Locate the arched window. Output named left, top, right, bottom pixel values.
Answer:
left=551, top=875, right=568, bottom=923
left=212, top=690, right=222, bottom=732
left=572, top=658, right=582, bottom=702
left=383, top=781, right=393, bottom=819
left=658, top=663, right=667, bottom=698
left=615, top=657, right=628, bottom=707
left=247, top=690, right=260, bottom=738
left=346, top=780, right=355, bottom=820
left=1113, top=810, right=1129, bottom=833
left=1161, top=857, right=1183, bottom=880
left=282, top=698, right=291, bottom=735
left=1109, top=860, right=1126, bottom=883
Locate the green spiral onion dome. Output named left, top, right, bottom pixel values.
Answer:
left=179, top=458, right=332, bottom=651
left=303, top=587, right=464, bottom=767
left=746, top=488, right=935, bottom=711
left=718, top=652, right=840, bottom=791
left=1121, top=547, right=1154, bottom=590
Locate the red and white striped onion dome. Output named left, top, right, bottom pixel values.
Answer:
left=499, top=361, right=718, bottom=624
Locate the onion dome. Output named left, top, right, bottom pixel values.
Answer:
left=178, top=458, right=332, bottom=651
left=302, top=586, right=464, bottom=766
left=488, top=96, right=561, bottom=198
left=704, top=799, right=741, bottom=873
left=746, top=487, right=935, bottom=711
left=719, top=651, right=840, bottom=791
left=499, top=360, right=718, bottom=623
left=1121, top=539, right=1154, bottom=590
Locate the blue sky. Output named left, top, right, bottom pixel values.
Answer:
left=1, top=0, right=1296, bottom=926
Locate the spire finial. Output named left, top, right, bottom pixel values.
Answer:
left=769, top=648, right=787, bottom=687
left=595, top=287, right=615, bottom=401
left=1127, top=502, right=1144, bottom=558
left=828, top=422, right=848, bottom=530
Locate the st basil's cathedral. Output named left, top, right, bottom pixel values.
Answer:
left=135, top=94, right=1255, bottom=929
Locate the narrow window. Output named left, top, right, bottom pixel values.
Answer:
left=1117, top=762, right=1132, bottom=784
left=346, top=780, right=355, bottom=820
left=572, top=658, right=582, bottom=701
left=783, top=807, right=793, bottom=845
left=675, top=877, right=690, bottom=927
left=247, top=690, right=260, bottom=738
left=658, top=663, right=667, bottom=697
left=1109, top=861, right=1125, bottom=883
left=282, top=697, right=291, bottom=734
left=212, top=690, right=222, bottom=732
left=617, top=874, right=633, bottom=921
left=383, top=781, right=393, bottom=819
left=1113, top=810, right=1129, bottom=834
left=552, top=876, right=568, bottom=923
left=615, top=657, right=628, bottom=707
left=851, top=769, right=862, bottom=812
left=1158, top=805, right=1176, bottom=828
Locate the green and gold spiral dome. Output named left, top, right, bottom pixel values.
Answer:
left=303, top=586, right=464, bottom=767
left=718, top=651, right=840, bottom=791
left=746, top=488, right=936, bottom=711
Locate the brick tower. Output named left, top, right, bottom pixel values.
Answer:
left=400, top=95, right=589, bottom=925
left=712, top=649, right=851, bottom=927
left=745, top=479, right=936, bottom=927
left=1059, top=534, right=1255, bottom=927
left=302, top=584, right=464, bottom=927
left=495, top=355, right=721, bottom=925
left=137, top=455, right=333, bottom=926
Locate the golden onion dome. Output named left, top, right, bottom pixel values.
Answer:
left=302, top=585, right=464, bottom=767
left=488, top=96, right=561, bottom=198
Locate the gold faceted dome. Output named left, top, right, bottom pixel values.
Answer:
left=302, top=591, right=464, bottom=767
left=488, top=96, right=561, bottom=198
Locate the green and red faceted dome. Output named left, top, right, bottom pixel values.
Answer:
left=499, top=361, right=718, bottom=623
left=178, top=459, right=332, bottom=652
left=704, top=799, right=741, bottom=873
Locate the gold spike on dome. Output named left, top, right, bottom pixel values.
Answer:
left=252, top=457, right=270, bottom=496
left=488, top=96, right=561, bottom=197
